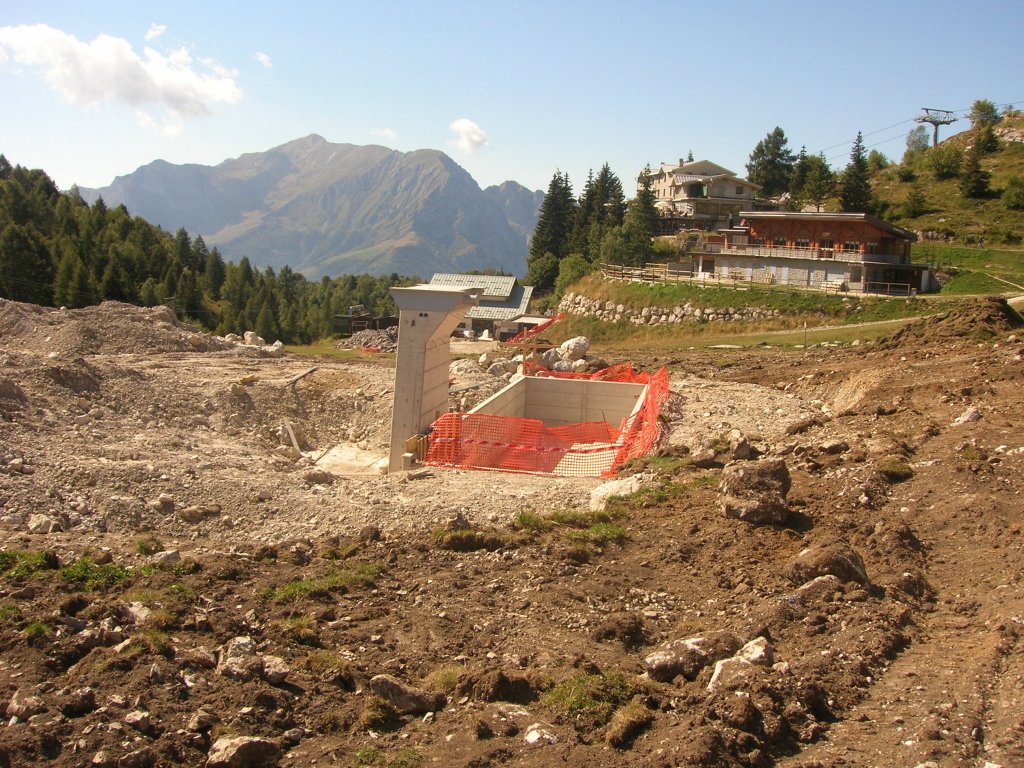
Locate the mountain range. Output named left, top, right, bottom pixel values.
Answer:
left=79, top=135, right=543, bottom=279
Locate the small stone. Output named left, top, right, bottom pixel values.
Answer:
left=368, top=674, right=445, bottom=715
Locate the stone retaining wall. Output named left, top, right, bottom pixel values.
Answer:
left=558, top=291, right=783, bottom=325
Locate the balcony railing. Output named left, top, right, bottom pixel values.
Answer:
left=721, top=243, right=903, bottom=264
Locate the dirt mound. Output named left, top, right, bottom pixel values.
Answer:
left=340, top=327, right=399, bottom=351
left=0, top=299, right=233, bottom=357
left=876, top=296, right=1023, bottom=349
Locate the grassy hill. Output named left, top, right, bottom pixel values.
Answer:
left=874, top=112, right=1024, bottom=244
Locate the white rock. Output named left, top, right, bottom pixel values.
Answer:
left=524, top=723, right=558, bottom=745
left=589, top=475, right=642, bottom=512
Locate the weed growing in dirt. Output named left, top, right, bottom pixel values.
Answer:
left=59, top=557, right=131, bottom=591
left=421, top=664, right=463, bottom=695
left=605, top=699, right=655, bottom=748
left=387, top=748, right=423, bottom=768
left=565, top=522, right=628, bottom=546
left=543, top=671, right=642, bottom=731
left=358, top=696, right=401, bottom=732
left=0, top=601, right=21, bottom=625
left=876, top=457, right=915, bottom=482
left=429, top=527, right=519, bottom=552
left=0, top=550, right=58, bottom=583
left=276, top=615, right=321, bottom=646
left=135, top=535, right=164, bottom=556
left=260, top=562, right=384, bottom=604
left=22, top=619, right=50, bottom=642
left=511, top=511, right=552, bottom=533
left=303, top=649, right=354, bottom=686
left=354, top=745, right=383, bottom=765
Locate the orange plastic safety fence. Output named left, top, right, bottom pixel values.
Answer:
left=424, top=365, right=670, bottom=477
left=506, top=312, right=564, bottom=344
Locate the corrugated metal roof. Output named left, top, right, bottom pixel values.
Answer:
left=466, top=285, right=534, bottom=320
left=429, top=273, right=516, bottom=299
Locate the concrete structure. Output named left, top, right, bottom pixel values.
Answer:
left=470, top=376, right=646, bottom=428
left=388, top=284, right=479, bottom=471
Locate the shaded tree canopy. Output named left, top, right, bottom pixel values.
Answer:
left=746, top=127, right=795, bottom=197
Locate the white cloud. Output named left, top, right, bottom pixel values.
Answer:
left=145, top=23, right=166, bottom=42
left=254, top=51, right=272, bottom=69
left=449, top=118, right=489, bottom=155
left=0, top=23, right=242, bottom=122
left=371, top=127, right=399, bottom=143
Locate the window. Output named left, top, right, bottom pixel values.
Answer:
left=773, top=237, right=786, bottom=248
left=867, top=242, right=879, bottom=254
left=735, top=186, right=744, bottom=195
left=844, top=241, right=860, bottom=252
left=795, top=239, right=810, bottom=249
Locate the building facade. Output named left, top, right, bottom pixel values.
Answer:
left=640, top=159, right=769, bottom=234
left=697, top=211, right=932, bottom=295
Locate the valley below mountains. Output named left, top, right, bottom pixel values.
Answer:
left=80, top=135, right=542, bottom=279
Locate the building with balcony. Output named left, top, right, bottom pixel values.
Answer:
left=641, top=159, right=773, bottom=234
left=695, top=211, right=933, bottom=295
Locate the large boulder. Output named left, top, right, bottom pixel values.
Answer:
left=785, top=540, right=869, bottom=586
left=368, top=674, right=445, bottom=715
left=644, top=631, right=744, bottom=682
left=207, top=736, right=280, bottom=768
left=719, top=458, right=791, bottom=524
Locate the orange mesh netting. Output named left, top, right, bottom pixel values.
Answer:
left=424, top=365, right=669, bottom=477
left=506, top=312, right=564, bottom=343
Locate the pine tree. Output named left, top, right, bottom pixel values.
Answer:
left=622, top=167, right=658, bottom=265
left=746, top=127, right=795, bottom=197
left=801, top=155, right=835, bottom=212
left=789, top=146, right=809, bottom=198
left=526, top=171, right=574, bottom=291
left=975, top=122, right=999, bottom=154
left=0, top=222, right=53, bottom=304
left=960, top=143, right=991, bottom=199
left=904, top=182, right=927, bottom=218
left=840, top=132, right=872, bottom=212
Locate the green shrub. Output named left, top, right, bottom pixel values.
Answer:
left=543, top=672, right=641, bottom=731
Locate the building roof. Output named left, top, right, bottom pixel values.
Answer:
left=466, top=284, right=534, bottom=321
left=737, top=211, right=918, bottom=241
left=428, top=273, right=533, bottom=320
left=429, top=273, right=516, bottom=299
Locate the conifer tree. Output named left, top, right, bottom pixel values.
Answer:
left=526, top=171, right=574, bottom=291
left=746, top=127, right=795, bottom=197
left=840, top=132, right=872, bottom=212
left=960, top=143, right=991, bottom=199
left=801, top=154, right=835, bottom=211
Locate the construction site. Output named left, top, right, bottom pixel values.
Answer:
left=1, top=294, right=1023, bottom=768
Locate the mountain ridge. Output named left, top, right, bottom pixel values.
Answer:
left=79, top=135, right=543, bottom=279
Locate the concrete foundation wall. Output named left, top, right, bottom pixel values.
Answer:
left=471, top=377, right=645, bottom=428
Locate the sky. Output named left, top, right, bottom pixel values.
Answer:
left=1, top=1, right=1022, bottom=197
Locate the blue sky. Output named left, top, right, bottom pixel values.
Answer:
left=1, top=1, right=1022, bottom=197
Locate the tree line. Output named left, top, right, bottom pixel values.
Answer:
left=525, top=162, right=660, bottom=297
left=0, top=156, right=413, bottom=343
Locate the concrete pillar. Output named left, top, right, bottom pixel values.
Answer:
left=388, top=285, right=479, bottom=471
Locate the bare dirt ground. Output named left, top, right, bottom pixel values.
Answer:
left=1, top=297, right=1022, bottom=768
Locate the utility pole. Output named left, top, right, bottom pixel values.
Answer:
left=915, top=108, right=957, bottom=146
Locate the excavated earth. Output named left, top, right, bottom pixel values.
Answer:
left=0, top=297, right=1022, bottom=768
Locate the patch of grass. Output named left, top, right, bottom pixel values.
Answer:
left=144, top=608, right=181, bottom=630
left=511, top=511, right=552, bottom=533
left=168, top=582, right=196, bottom=601
left=354, top=745, right=383, bottom=765
left=135, top=535, right=163, bottom=556
left=260, top=562, right=384, bottom=604
left=0, top=550, right=59, bottom=583
left=605, top=698, right=655, bottom=749
left=543, top=672, right=642, bottom=731
left=0, top=601, right=21, bottom=624
left=304, top=649, right=354, bottom=685
left=59, top=557, right=131, bottom=591
left=421, top=664, right=463, bottom=695
left=429, top=527, right=517, bottom=552
left=387, top=748, right=422, bottom=768
left=877, top=456, right=915, bottom=482
left=22, top=619, right=51, bottom=642
left=549, top=510, right=612, bottom=528
left=358, top=696, right=401, bottom=732
left=564, top=522, right=628, bottom=547
left=276, top=615, right=321, bottom=646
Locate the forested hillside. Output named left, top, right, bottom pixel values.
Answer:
left=0, top=156, right=413, bottom=344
